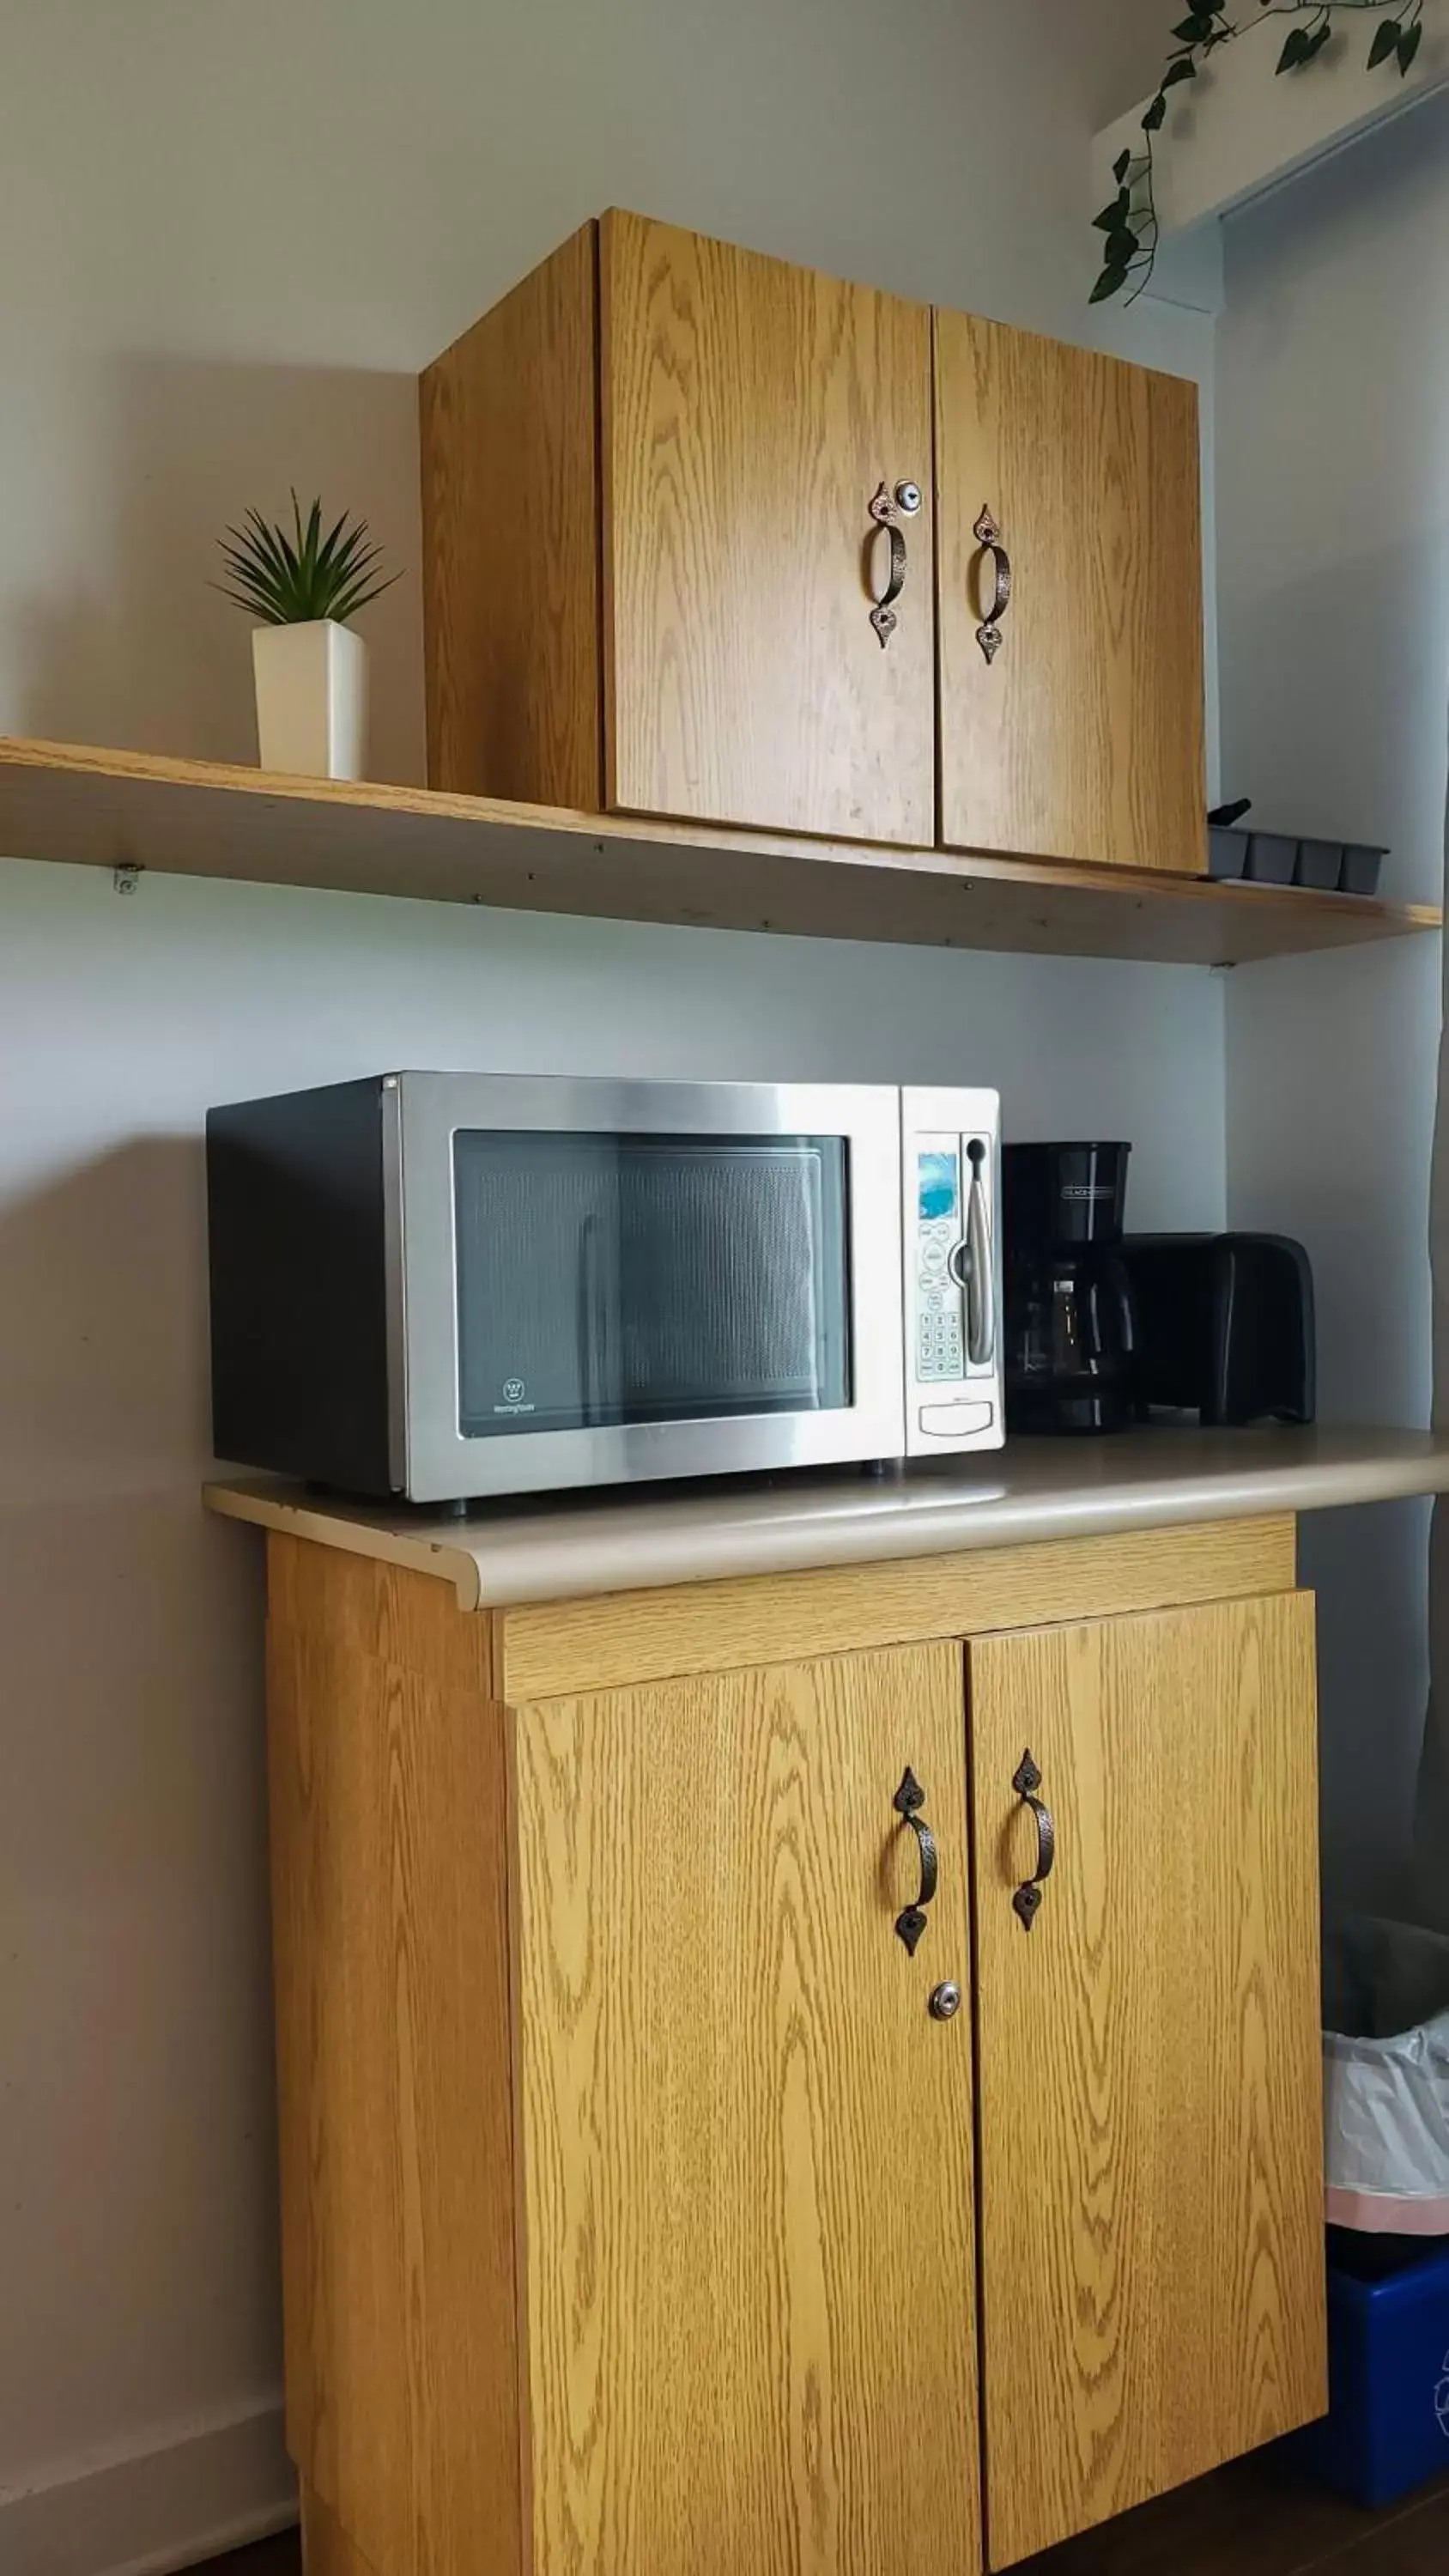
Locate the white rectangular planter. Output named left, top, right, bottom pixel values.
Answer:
left=252, top=619, right=368, bottom=781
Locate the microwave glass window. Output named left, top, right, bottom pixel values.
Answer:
left=452, top=1130, right=852, bottom=1437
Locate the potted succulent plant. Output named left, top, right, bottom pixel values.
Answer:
left=215, top=493, right=398, bottom=781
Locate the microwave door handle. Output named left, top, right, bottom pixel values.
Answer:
left=1109, top=1253, right=1137, bottom=1359
left=579, top=1212, right=605, bottom=1425
left=965, top=1145, right=995, bottom=1367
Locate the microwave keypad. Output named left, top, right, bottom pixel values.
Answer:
left=916, top=1213, right=966, bottom=1382
left=915, top=1145, right=967, bottom=1383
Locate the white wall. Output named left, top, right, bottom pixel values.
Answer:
left=0, top=3, right=1221, bottom=2564
left=1216, top=94, right=1449, bottom=1910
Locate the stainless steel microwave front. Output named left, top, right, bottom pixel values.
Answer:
left=389, top=1072, right=910, bottom=1502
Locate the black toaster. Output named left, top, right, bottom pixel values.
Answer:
left=1121, top=1232, right=1315, bottom=1427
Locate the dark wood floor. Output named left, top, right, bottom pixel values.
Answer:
left=201, top=2451, right=1449, bottom=2576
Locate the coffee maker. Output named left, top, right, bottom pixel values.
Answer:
left=1003, top=1143, right=1136, bottom=1433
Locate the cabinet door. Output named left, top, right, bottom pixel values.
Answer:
left=513, top=1643, right=981, bottom=2576
left=602, top=209, right=936, bottom=844
left=967, top=1595, right=1325, bottom=2568
left=935, top=312, right=1206, bottom=876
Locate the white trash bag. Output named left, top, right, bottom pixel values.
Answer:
left=1323, top=1915, right=1449, bottom=2236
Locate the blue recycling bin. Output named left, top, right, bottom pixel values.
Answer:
left=1293, top=2230, right=1449, bottom=2508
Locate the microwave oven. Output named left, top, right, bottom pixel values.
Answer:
left=206, top=1072, right=1003, bottom=1503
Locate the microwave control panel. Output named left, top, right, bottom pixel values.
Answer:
left=914, top=1142, right=967, bottom=1383
left=903, top=1104, right=1001, bottom=1453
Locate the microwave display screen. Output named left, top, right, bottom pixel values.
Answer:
left=452, top=1130, right=852, bottom=1437
left=917, top=1150, right=959, bottom=1223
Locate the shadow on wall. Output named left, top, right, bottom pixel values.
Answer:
left=1304, top=1502, right=1434, bottom=1919
left=0, top=1134, right=283, bottom=2469
left=1219, top=525, right=1449, bottom=912
left=13, top=352, right=426, bottom=784
left=0, top=1134, right=214, bottom=1487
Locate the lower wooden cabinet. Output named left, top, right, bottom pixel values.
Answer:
left=512, top=1644, right=982, bottom=2576
left=264, top=1534, right=1326, bottom=2576
left=968, top=1594, right=1327, bottom=2566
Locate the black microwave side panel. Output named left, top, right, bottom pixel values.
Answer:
left=206, top=1075, right=396, bottom=1498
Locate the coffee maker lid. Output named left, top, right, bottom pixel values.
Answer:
left=1003, top=1141, right=1132, bottom=1249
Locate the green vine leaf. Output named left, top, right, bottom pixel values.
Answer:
left=1367, top=14, right=1400, bottom=64
left=1090, top=1, right=1414, bottom=310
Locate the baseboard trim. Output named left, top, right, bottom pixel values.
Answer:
left=0, top=2403, right=298, bottom=2576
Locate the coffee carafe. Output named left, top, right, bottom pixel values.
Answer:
left=1003, top=1143, right=1136, bottom=1434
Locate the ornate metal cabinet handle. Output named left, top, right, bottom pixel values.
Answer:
left=866, top=479, right=921, bottom=649
left=1010, top=1748, right=1056, bottom=1931
left=973, top=503, right=1013, bottom=665
left=892, top=1765, right=938, bottom=1955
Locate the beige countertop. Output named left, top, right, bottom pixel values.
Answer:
left=204, top=1425, right=1449, bottom=1613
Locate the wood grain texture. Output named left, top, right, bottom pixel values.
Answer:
left=936, top=312, right=1207, bottom=877
left=512, top=1643, right=981, bottom=2576
left=421, top=222, right=602, bottom=806
left=266, top=1535, right=523, bottom=2576
left=499, top=1516, right=1296, bottom=1699
left=601, top=210, right=935, bottom=843
left=967, top=1593, right=1325, bottom=2568
left=0, top=737, right=1437, bottom=964
left=300, top=2484, right=381, bottom=2576
left=273, top=1538, right=494, bottom=1687
left=191, top=2455, right=1449, bottom=2576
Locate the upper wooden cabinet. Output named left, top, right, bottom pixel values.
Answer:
left=421, top=221, right=603, bottom=817
left=603, top=212, right=936, bottom=843
left=935, top=313, right=1207, bottom=875
left=422, top=211, right=936, bottom=845
left=421, top=213, right=1208, bottom=867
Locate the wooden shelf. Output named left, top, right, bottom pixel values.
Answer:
left=0, top=736, right=1439, bottom=968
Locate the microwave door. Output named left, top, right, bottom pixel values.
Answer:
left=397, top=1075, right=906, bottom=1501
left=457, top=1131, right=836, bottom=1440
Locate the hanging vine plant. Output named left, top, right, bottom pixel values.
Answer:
left=1092, top=0, right=1425, bottom=304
